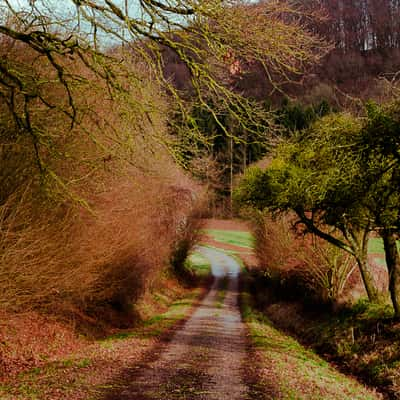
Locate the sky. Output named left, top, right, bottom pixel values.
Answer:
left=1, top=0, right=211, bottom=53
left=1, top=0, right=148, bottom=47
left=4, top=0, right=152, bottom=20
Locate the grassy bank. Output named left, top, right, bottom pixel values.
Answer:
left=241, top=280, right=383, bottom=400
left=184, top=251, right=212, bottom=279
left=259, top=298, right=400, bottom=399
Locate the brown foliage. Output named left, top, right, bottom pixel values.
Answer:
left=0, top=310, right=82, bottom=379
left=0, top=38, right=204, bottom=321
left=0, top=164, right=202, bottom=315
left=251, top=212, right=355, bottom=306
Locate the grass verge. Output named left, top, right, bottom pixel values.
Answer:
left=184, top=251, right=212, bottom=279
left=262, top=297, right=400, bottom=399
left=240, top=275, right=382, bottom=400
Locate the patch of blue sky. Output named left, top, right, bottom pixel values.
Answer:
left=1, top=0, right=192, bottom=48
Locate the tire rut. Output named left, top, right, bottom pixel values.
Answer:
left=101, top=246, right=249, bottom=400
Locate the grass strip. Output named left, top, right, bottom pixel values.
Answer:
left=241, top=287, right=381, bottom=400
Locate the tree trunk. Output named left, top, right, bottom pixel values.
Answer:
left=347, top=230, right=381, bottom=303
left=382, top=229, right=400, bottom=319
left=294, top=210, right=380, bottom=303
left=229, top=136, right=233, bottom=216
left=355, top=250, right=381, bottom=303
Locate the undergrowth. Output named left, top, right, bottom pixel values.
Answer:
left=0, top=276, right=204, bottom=399
left=301, top=300, right=400, bottom=399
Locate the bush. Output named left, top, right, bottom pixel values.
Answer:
left=0, top=173, right=201, bottom=313
left=250, top=211, right=355, bottom=307
left=0, top=38, right=203, bottom=323
left=170, top=210, right=205, bottom=279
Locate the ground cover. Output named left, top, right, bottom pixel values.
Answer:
left=261, top=299, right=400, bottom=399
left=241, top=290, right=383, bottom=400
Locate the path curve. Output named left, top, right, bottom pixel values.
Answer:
left=111, top=246, right=248, bottom=400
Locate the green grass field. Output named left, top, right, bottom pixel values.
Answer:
left=368, top=237, right=400, bottom=255
left=368, top=238, right=385, bottom=254
left=206, top=230, right=396, bottom=257
left=202, top=229, right=254, bottom=249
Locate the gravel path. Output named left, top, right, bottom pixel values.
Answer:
left=108, top=246, right=249, bottom=400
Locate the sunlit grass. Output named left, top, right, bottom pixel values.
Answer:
left=368, top=237, right=400, bottom=255
left=368, top=238, right=385, bottom=254
left=241, top=291, right=380, bottom=400
left=202, top=229, right=254, bottom=248
left=184, top=251, right=211, bottom=278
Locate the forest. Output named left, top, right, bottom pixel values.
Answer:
left=1, top=0, right=400, bottom=399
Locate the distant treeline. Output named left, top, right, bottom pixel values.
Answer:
left=162, top=0, right=400, bottom=101
left=319, top=0, right=400, bottom=51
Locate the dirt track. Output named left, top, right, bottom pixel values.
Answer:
left=103, top=246, right=249, bottom=400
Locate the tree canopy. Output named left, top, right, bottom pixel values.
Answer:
left=235, top=102, right=400, bottom=316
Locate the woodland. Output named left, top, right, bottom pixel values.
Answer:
left=1, top=0, right=400, bottom=398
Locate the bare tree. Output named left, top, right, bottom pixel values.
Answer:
left=0, top=0, right=326, bottom=200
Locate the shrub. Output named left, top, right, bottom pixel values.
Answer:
left=0, top=38, right=203, bottom=323
left=250, top=211, right=355, bottom=307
